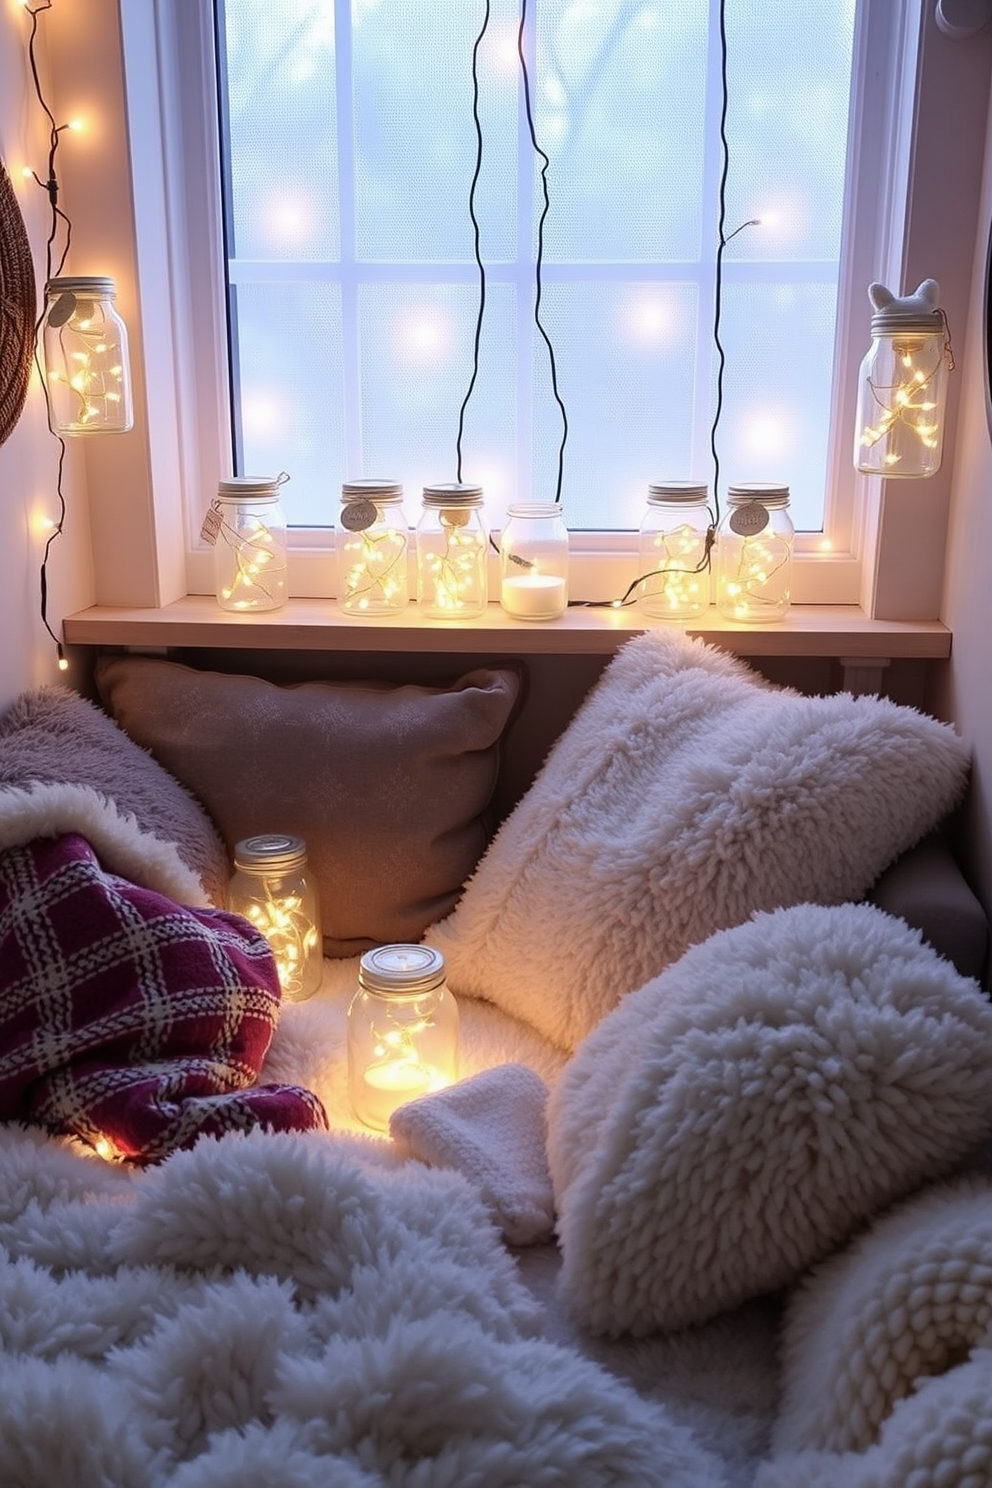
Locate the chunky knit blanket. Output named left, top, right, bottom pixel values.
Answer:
left=0, top=831, right=325, bottom=1160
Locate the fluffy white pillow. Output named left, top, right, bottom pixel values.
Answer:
left=426, top=631, right=970, bottom=1051
left=546, top=903, right=992, bottom=1336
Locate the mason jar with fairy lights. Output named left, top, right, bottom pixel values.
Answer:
left=42, top=275, right=133, bottom=435
left=347, top=944, right=459, bottom=1132
left=206, top=474, right=289, bottom=613
left=415, top=483, right=488, bottom=618
left=227, top=834, right=322, bottom=1002
left=335, top=479, right=409, bottom=615
left=636, top=482, right=712, bottom=620
left=854, top=279, right=952, bottom=479
left=715, top=483, right=794, bottom=623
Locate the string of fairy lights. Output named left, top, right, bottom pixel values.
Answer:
left=22, top=0, right=74, bottom=669
left=450, top=0, right=757, bottom=612
left=19, top=0, right=788, bottom=639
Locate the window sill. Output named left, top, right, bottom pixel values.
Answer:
left=63, top=597, right=951, bottom=663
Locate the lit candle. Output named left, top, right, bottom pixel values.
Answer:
left=360, top=1060, right=439, bottom=1129
left=500, top=572, right=567, bottom=619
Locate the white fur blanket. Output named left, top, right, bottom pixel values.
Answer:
left=0, top=1117, right=729, bottom=1488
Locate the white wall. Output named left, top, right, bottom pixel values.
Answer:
left=0, top=11, right=93, bottom=706
left=930, top=74, right=992, bottom=949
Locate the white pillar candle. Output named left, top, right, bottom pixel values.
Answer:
left=500, top=572, right=567, bottom=619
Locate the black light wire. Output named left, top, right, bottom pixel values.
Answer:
left=455, top=0, right=491, bottom=483
left=517, top=0, right=568, bottom=507
left=24, top=0, right=73, bottom=668
left=574, top=0, right=756, bottom=610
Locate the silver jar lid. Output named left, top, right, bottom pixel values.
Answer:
left=359, top=944, right=446, bottom=995
left=342, top=479, right=403, bottom=501
left=648, top=482, right=709, bottom=504
left=421, top=482, right=483, bottom=508
left=217, top=474, right=287, bottom=503
left=47, top=274, right=117, bottom=298
left=233, top=833, right=307, bottom=872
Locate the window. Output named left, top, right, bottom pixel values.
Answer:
left=216, top=0, right=854, bottom=539
left=114, top=0, right=960, bottom=609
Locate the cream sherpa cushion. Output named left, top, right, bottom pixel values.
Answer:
left=758, top=1349, right=992, bottom=1488
left=771, top=1174, right=992, bottom=1458
left=426, top=630, right=970, bottom=1051
left=546, top=903, right=992, bottom=1336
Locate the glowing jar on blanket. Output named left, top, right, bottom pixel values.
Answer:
left=347, top=945, right=459, bottom=1131
left=228, top=834, right=322, bottom=1001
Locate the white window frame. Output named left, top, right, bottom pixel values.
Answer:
left=93, top=0, right=983, bottom=617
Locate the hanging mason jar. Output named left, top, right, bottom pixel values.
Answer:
left=499, top=502, right=569, bottom=619
left=415, top=483, right=488, bottom=619
left=335, top=479, right=409, bottom=615
left=208, top=474, right=288, bottom=613
left=637, top=482, right=712, bottom=620
left=227, top=833, right=323, bottom=1002
left=854, top=279, right=952, bottom=479
left=347, top=944, right=460, bottom=1131
left=42, top=275, right=133, bottom=435
left=715, top=484, right=794, bottom=623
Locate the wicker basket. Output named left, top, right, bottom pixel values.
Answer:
left=0, top=157, right=38, bottom=447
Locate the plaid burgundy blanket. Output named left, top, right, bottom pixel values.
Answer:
left=0, top=831, right=326, bottom=1161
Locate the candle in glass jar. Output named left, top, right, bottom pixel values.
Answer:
left=360, top=1060, right=437, bottom=1128
left=500, top=572, right=568, bottom=619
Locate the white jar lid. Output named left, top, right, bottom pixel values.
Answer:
left=648, top=482, right=709, bottom=504
left=233, top=833, right=307, bottom=872
left=359, top=943, right=446, bottom=995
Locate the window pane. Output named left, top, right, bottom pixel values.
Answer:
left=217, top=0, right=856, bottom=532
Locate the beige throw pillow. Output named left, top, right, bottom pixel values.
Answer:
left=96, top=656, right=521, bottom=957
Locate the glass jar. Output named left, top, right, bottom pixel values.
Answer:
left=415, top=483, right=488, bottom=619
left=335, top=479, right=409, bottom=615
left=498, top=503, right=569, bottom=619
left=42, top=275, right=133, bottom=435
left=854, top=279, right=950, bottom=479
left=228, top=833, right=322, bottom=1002
left=211, top=475, right=288, bottom=612
left=715, top=484, right=794, bottom=623
left=637, top=482, right=712, bottom=620
left=347, top=944, right=460, bottom=1131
